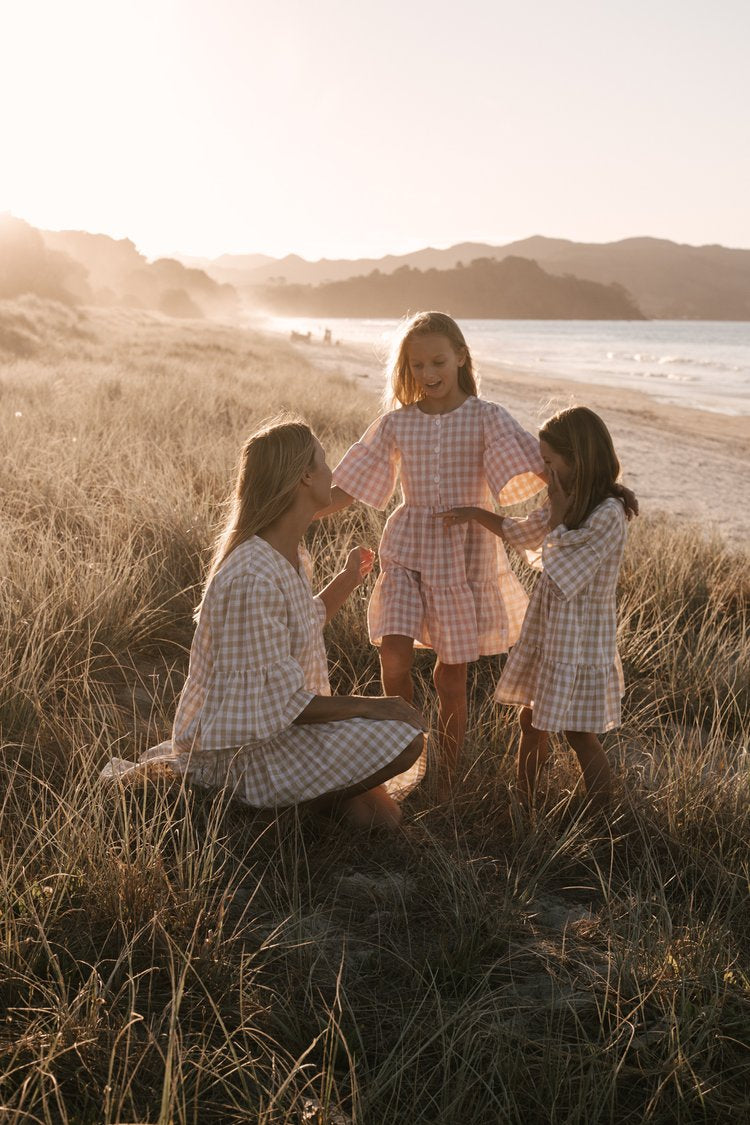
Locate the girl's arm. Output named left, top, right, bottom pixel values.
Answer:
left=316, top=546, right=374, bottom=623
left=314, top=485, right=354, bottom=520
left=441, top=504, right=551, bottom=555
left=440, top=506, right=505, bottom=537
left=293, top=693, right=427, bottom=731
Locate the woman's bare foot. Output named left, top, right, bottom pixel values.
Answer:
left=342, top=785, right=403, bottom=830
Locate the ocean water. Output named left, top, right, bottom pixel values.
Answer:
left=267, top=316, right=750, bottom=417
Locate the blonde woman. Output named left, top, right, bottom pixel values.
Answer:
left=167, top=419, right=426, bottom=829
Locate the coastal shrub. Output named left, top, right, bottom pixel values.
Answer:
left=1, top=304, right=748, bottom=1123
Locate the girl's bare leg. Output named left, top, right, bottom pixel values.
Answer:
left=433, top=660, right=468, bottom=799
left=564, top=730, right=611, bottom=811
left=380, top=634, right=415, bottom=703
left=516, top=706, right=550, bottom=805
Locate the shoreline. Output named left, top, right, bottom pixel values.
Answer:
left=286, top=332, right=750, bottom=546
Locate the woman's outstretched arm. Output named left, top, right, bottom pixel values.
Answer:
left=293, top=693, right=427, bottom=730
left=316, top=547, right=373, bottom=623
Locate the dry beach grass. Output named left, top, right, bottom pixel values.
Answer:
left=1, top=298, right=749, bottom=1123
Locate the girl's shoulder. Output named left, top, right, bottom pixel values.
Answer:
left=585, top=496, right=627, bottom=535
left=210, top=538, right=283, bottom=590
left=474, top=396, right=525, bottom=435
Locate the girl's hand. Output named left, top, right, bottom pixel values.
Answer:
left=440, top=506, right=478, bottom=528
left=344, top=546, right=375, bottom=586
left=615, top=483, right=639, bottom=521
left=547, top=470, right=571, bottom=529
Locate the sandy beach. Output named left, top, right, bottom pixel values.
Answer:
left=287, top=334, right=750, bottom=547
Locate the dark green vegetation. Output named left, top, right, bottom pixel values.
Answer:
left=250, top=256, right=645, bottom=320
left=1, top=302, right=749, bottom=1123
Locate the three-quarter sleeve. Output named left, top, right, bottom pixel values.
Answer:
left=332, top=413, right=400, bottom=509
left=482, top=404, right=546, bottom=506
left=542, top=501, right=626, bottom=601
left=502, top=504, right=550, bottom=551
left=199, top=575, right=314, bottom=749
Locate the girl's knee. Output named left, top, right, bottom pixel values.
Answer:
left=380, top=636, right=414, bottom=678
left=519, top=706, right=535, bottom=734
left=564, top=729, right=595, bottom=751
left=433, top=661, right=467, bottom=695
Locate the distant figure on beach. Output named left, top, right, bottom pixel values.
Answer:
left=443, top=406, right=636, bottom=811
left=106, top=420, right=426, bottom=829
left=315, top=311, right=546, bottom=798
left=324, top=327, right=332, bottom=344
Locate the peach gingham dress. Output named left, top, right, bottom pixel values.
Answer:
left=332, top=396, right=545, bottom=664
left=165, top=537, right=424, bottom=806
left=496, top=497, right=627, bottom=732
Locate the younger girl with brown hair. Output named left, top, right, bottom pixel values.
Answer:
left=443, top=406, right=635, bottom=810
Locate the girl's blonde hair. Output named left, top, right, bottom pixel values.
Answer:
left=383, top=311, right=479, bottom=411
left=539, top=406, right=625, bottom=529
left=198, top=417, right=317, bottom=615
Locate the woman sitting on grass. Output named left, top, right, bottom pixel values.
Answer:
left=136, top=419, right=427, bottom=829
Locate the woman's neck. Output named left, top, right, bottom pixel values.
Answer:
left=257, top=504, right=312, bottom=570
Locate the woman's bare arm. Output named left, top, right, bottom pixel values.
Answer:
left=293, top=693, right=427, bottom=730
left=317, top=547, right=374, bottom=623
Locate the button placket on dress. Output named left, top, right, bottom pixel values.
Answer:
left=433, top=416, right=442, bottom=502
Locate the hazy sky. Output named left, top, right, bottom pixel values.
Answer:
left=3, top=0, right=749, bottom=260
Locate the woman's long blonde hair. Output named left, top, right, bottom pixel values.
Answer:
left=197, top=418, right=317, bottom=615
left=382, top=311, right=479, bottom=411
left=539, top=406, right=625, bottom=529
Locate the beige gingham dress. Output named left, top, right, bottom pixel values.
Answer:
left=495, top=497, right=627, bottom=733
left=332, top=396, right=545, bottom=664
left=167, top=537, right=423, bottom=806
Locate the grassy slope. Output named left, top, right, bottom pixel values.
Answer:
left=1, top=299, right=749, bottom=1124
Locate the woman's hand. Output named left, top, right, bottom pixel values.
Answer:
left=547, top=469, right=571, bottom=529
left=344, top=546, right=375, bottom=586
left=365, top=695, right=428, bottom=731
left=440, top=506, right=479, bottom=528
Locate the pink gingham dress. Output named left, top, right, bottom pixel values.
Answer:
left=496, top=497, right=627, bottom=732
left=332, top=396, right=545, bottom=663
left=168, top=537, right=423, bottom=806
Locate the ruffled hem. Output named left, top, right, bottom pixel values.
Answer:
left=368, top=565, right=529, bottom=663
left=100, top=725, right=425, bottom=805
left=495, top=648, right=624, bottom=733
left=174, top=719, right=424, bottom=805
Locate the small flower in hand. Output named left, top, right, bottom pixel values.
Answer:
left=346, top=546, right=375, bottom=585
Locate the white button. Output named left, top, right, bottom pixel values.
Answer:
left=434, top=446, right=439, bottom=453
left=435, top=418, right=441, bottom=425
left=434, top=475, right=440, bottom=482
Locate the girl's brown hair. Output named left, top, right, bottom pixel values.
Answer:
left=539, top=406, right=626, bottom=529
left=197, top=417, right=317, bottom=615
left=383, top=311, right=479, bottom=411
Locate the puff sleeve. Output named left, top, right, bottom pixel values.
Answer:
left=542, top=501, right=626, bottom=601
left=332, top=413, right=400, bottom=510
left=482, top=403, right=546, bottom=506
left=198, top=575, right=315, bottom=748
